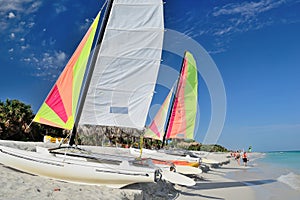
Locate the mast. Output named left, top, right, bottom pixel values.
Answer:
left=162, top=51, right=187, bottom=147
left=69, top=0, right=114, bottom=146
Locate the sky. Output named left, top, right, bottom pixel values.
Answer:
left=0, top=0, right=299, bottom=152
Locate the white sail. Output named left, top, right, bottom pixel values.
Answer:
left=79, top=0, right=164, bottom=129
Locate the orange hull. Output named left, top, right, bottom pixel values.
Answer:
left=150, top=158, right=199, bottom=167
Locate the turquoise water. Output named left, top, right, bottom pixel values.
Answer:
left=226, top=151, right=300, bottom=198
left=257, top=151, right=300, bottom=190
left=260, top=151, right=300, bottom=174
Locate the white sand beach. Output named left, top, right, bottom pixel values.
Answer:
left=1, top=140, right=299, bottom=200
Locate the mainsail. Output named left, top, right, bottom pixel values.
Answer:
left=79, top=0, right=164, bottom=130
left=144, top=87, right=173, bottom=141
left=33, top=12, right=101, bottom=130
left=165, top=51, right=198, bottom=140
left=33, top=0, right=164, bottom=133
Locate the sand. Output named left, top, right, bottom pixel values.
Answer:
left=176, top=158, right=256, bottom=200
left=0, top=140, right=261, bottom=200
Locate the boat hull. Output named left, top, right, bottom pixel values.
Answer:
left=0, top=145, right=157, bottom=188
left=130, top=148, right=200, bottom=167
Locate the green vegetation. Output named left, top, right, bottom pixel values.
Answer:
left=191, top=144, right=229, bottom=152
left=0, top=99, right=62, bottom=141
left=168, top=139, right=228, bottom=152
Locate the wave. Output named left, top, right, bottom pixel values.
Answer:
left=277, top=172, right=300, bottom=190
left=248, top=152, right=266, bottom=162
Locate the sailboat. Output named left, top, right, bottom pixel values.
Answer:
left=130, top=51, right=202, bottom=174
left=145, top=51, right=198, bottom=142
left=0, top=0, right=196, bottom=188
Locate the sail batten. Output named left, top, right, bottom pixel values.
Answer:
left=79, top=0, right=164, bottom=130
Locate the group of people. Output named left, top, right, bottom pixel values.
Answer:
left=231, top=150, right=249, bottom=166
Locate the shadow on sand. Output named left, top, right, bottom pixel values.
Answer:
left=177, top=179, right=277, bottom=199
left=193, top=179, right=277, bottom=190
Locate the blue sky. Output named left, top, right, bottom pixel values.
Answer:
left=0, top=0, right=299, bottom=152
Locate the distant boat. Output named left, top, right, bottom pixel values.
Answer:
left=144, top=51, right=198, bottom=142
left=0, top=0, right=197, bottom=188
left=139, top=51, right=201, bottom=172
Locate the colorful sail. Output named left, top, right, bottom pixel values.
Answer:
left=165, top=51, right=198, bottom=140
left=144, top=88, right=173, bottom=141
left=33, top=12, right=101, bottom=130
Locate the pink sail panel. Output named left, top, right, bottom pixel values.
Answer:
left=166, top=51, right=198, bottom=140
left=45, top=85, right=68, bottom=123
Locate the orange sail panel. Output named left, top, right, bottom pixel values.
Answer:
left=144, top=88, right=173, bottom=141
left=33, top=12, right=101, bottom=130
left=165, top=51, right=198, bottom=140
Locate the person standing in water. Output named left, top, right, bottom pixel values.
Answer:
left=242, top=152, right=248, bottom=166
left=235, top=151, right=241, bottom=165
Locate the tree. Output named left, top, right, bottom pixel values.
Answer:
left=0, top=99, right=42, bottom=141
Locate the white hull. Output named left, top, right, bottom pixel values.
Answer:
left=0, top=145, right=158, bottom=188
left=130, top=147, right=201, bottom=163
left=156, top=164, right=202, bottom=175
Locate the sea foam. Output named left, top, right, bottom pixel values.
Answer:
left=277, top=172, right=300, bottom=190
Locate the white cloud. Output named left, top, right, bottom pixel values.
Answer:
left=23, top=57, right=31, bottom=62
left=55, top=51, right=67, bottom=63
left=30, top=50, right=68, bottom=80
left=214, top=27, right=234, bottom=36
left=0, top=0, right=42, bottom=13
left=213, top=0, right=285, bottom=18
left=0, top=0, right=42, bottom=34
left=199, top=0, right=296, bottom=54
left=211, top=0, right=289, bottom=35
left=21, top=44, right=30, bottom=50
left=211, top=0, right=287, bottom=36
left=8, top=12, right=16, bottom=19
left=27, top=22, right=35, bottom=28
left=54, top=3, right=67, bottom=14
left=10, top=32, right=15, bottom=39
left=207, top=48, right=227, bottom=54
left=8, top=48, right=14, bottom=52
left=79, top=18, right=92, bottom=31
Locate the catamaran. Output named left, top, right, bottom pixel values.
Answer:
left=0, top=0, right=196, bottom=188
left=129, top=51, right=203, bottom=174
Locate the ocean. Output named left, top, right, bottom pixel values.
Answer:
left=226, top=151, right=300, bottom=199
left=258, top=151, right=300, bottom=190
